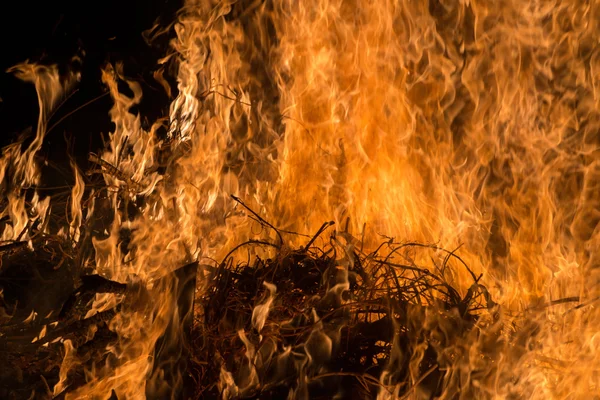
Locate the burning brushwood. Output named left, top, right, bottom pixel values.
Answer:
left=87, top=153, right=144, bottom=193
left=2, top=0, right=600, bottom=398
left=58, top=274, right=127, bottom=323
left=0, top=253, right=198, bottom=399
left=189, top=224, right=502, bottom=399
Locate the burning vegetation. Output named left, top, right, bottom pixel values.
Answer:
left=1, top=0, right=600, bottom=399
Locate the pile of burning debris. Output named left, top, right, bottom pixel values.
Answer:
left=194, top=221, right=501, bottom=399
left=2, top=0, right=600, bottom=397
left=0, top=197, right=504, bottom=399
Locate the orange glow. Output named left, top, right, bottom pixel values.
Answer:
left=2, top=0, right=599, bottom=398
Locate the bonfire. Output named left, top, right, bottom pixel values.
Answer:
left=1, top=0, right=599, bottom=399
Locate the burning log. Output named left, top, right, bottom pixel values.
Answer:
left=0, top=235, right=77, bottom=398
left=58, top=274, right=127, bottom=323
left=0, top=244, right=198, bottom=399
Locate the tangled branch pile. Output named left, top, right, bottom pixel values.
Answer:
left=0, top=182, right=509, bottom=399
left=192, top=224, right=501, bottom=399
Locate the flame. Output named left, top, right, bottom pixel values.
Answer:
left=69, top=161, right=85, bottom=243
left=251, top=281, right=277, bottom=333
left=4, top=62, right=78, bottom=187
left=1, top=62, right=75, bottom=245
left=3, top=0, right=600, bottom=398
left=160, top=0, right=600, bottom=396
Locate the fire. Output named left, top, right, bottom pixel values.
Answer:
left=1, top=0, right=600, bottom=398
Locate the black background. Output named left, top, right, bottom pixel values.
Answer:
left=0, top=0, right=182, bottom=167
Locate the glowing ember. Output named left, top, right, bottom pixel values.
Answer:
left=1, top=0, right=599, bottom=399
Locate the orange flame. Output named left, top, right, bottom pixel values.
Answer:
left=3, top=0, right=600, bottom=398
left=155, top=0, right=600, bottom=397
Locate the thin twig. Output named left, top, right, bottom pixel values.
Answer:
left=219, top=239, right=279, bottom=266
left=230, top=194, right=283, bottom=246
left=304, top=221, right=335, bottom=250
left=46, top=92, right=110, bottom=136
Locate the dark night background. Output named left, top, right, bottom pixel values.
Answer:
left=0, top=4, right=185, bottom=396
left=0, top=0, right=182, bottom=172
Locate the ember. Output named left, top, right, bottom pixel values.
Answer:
left=1, top=0, right=600, bottom=399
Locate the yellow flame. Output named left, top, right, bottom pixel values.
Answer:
left=160, top=0, right=600, bottom=397
left=69, top=161, right=85, bottom=243
left=5, top=62, right=78, bottom=187
left=2, top=0, right=598, bottom=398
